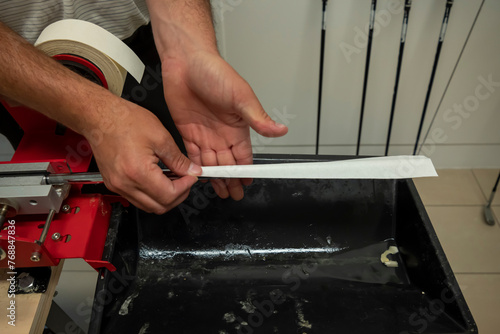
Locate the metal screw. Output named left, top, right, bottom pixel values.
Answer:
left=18, top=273, right=35, bottom=293
left=0, top=247, right=6, bottom=261
left=62, top=204, right=71, bottom=213
left=52, top=232, right=61, bottom=241
left=0, top=202, right=18, bottom=223
left=30, top=252, right=41, bottom=262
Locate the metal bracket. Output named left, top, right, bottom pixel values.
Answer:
left=0, top=163, right=71, bottom=215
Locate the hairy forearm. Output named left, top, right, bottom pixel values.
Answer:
left=0, top=22, right=118, bottom=138
left=145, top=0, right=218, bottom=60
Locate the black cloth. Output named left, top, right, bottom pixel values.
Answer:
left=121, top=23, right=185, bottom=153
left=0, top=106, right=23, bottom=149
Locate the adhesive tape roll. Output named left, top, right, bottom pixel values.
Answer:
left=34, top=19, right=145, bottom=96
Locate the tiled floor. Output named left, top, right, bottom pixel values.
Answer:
left=414, top=169, right=500, bottom=334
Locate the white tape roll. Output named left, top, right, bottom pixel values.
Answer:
left=34, top=19, right=145, bottom=96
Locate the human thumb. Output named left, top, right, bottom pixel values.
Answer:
left=237, top=83, right=288, bottom=138
left=155, top=133, right=202, bottom=177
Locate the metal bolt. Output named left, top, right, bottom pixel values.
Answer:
left=0, top=204, right=8, bottom=226
left=0, top=247, right=6, bottom=261
left=18, top=273, right=35, bottom=293
left=30, top=252, right=41, bottom=262
left=55, top=187, right=64, bottom=197
left=62, top=204, right=71, bottom=213
left=52, top=232, right=61, bottom=241
left=0, top=202, right=18, bottom=223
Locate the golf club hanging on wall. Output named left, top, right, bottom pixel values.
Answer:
left=385, top=0, right=412, bottom=156
left=315, top=0, right=328, bottom=155
left=413, top=0, right=454, bottom=155
left=356, top=0, right=378, bottom=156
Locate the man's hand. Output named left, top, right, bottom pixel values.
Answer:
left=162, top=51, right=287, bottom=200
left=146, top=0, right=288, bottom=200
left=85, top=98, right=202, bottom=214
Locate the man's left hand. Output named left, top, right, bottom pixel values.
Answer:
left=162, top=50, right=288, bottom=200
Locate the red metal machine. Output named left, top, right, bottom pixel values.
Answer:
left=0, top=55, right=124, bottom=272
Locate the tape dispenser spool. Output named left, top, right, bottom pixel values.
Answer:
left=35, top=19, right=145, bottom=96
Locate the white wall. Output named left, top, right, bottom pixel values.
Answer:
left=420, top=0, right=500, bottom=167
left=213, top=0, right=500, bottom=168
left=214, top=0, right=322, bottom=154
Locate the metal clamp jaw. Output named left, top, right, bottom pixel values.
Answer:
left=0, top=161, right=117, bottom=272
left=0, top=162, right=74, bottom=266
left=0, top=162, right=70, bottom=217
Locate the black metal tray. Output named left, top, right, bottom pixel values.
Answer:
left=89, top=155, right=476, bottom=334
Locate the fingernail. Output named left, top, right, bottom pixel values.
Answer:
left=188, top=163, right=202, bottom=176
left=275, top=122, right=287, bottom=129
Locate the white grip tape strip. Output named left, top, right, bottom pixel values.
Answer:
left=201, top=156, right=438, bottom=179
left=35, top=19, right=145, bottom=96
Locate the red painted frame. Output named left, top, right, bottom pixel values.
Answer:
left=0, top=55, right=122, bottom=272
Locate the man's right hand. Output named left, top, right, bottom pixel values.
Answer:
left=83, top=98, right=202, bottom=214
left=0, top=22, right=200, bottom=214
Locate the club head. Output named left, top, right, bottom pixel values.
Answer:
left=484, top=205, right=496, bottom=226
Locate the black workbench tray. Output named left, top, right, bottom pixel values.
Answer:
left=89, top=155, right=477, bottom=334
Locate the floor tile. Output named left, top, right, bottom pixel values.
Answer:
left=472, top=169, right=500, bottom=206
left=414, top=169, right=485, bottom=206
left=425, top=206, right=500, bottom=273
left=456, top=274, right=500, bottom=334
